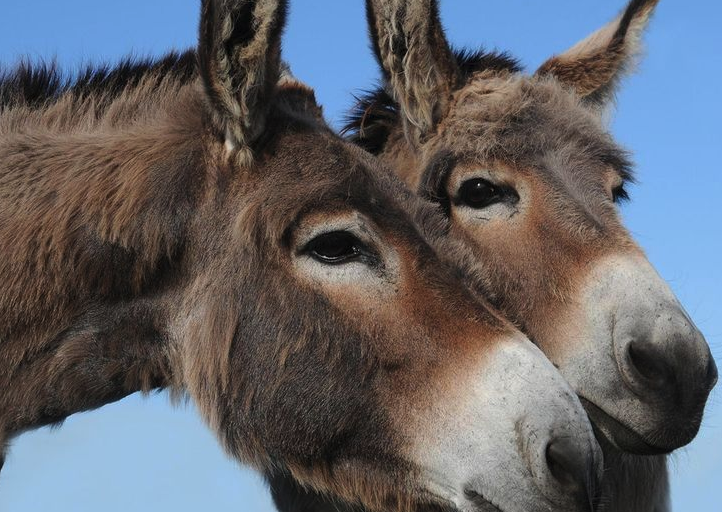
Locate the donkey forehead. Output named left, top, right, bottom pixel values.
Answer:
left=242, top=135, right=427, bottom=243
left=264, top=131, right=392, bottom=197
left=440, top=75, right=631, bottom=183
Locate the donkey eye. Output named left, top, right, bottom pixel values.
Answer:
left=457, top=178, right=508, bottom=209
left=304, top=231, right=365, bottom=264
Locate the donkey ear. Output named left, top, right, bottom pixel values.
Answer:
left=366, top=0, right=460, bottom=143
left=198, top=0, right=288, bottom=155
left=536, top=0, right=659, bottom=106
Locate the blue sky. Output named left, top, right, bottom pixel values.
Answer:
left=1, top=0, right=720, bottom=510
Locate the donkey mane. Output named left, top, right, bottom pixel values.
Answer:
left=342, top=48, right=521, bottom=154
left=0, top=54, right=331, bottom=342
left=0, top=51, right=197, bottom=113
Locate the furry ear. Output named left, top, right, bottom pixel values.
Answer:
left=536, top=0, right=660, bottom=106
left=365, top=0, right=460, bottom=144
left=198, top=0, right=288, bottom=157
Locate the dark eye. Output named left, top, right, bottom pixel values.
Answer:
left=304, top=231, right=365, bottom=264
left=456, top=178, right=512, bottom=209
left=611, top=184, right=629, bottom=203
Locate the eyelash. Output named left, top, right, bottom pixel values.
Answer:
left=301, top=230, right=379, bottom=267
left=611, top=185, right=630, bottom=203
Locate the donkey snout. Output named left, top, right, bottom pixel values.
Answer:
left=615, top=305, right=715, bottom=448
left=619, top=308, right=714, bottom=400
left=512, top=396, right=602, bottom=512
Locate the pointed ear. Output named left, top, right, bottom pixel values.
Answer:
left=198, top=0, right=288, bottom=155
left=536, top=0, right=659, bottom=106
left=366, top=0, right=460, bottom=143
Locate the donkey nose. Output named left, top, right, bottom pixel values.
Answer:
left=620, top=308, right=715, bottom=404
left=545, top=437, right=598, bottom=511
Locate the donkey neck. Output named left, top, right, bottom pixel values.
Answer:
left=0, top=85, right=205, bottom=451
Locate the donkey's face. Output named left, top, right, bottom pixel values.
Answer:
left=359, top=0, right=716, bottom=455
left=425, top=74, right=714, bottom=454
left=167, top=2, right=602, bottom=511
left=179, top=126, right=601, bottom=511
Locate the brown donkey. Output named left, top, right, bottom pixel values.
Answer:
left=267, top=0, right=717, bottom=511
left=0, top=1, right=603, bottom=511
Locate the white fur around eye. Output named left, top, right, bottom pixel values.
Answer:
left=298, top=257, right=382, bottom=285
left=455, top=200, right=518, bottom=224
left=292, top=213, right=400, bottom=294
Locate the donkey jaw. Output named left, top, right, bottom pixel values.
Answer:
left=579, top=398, right=670, bottom=456
left=412, top=339, right=602, bottom=512
left=555, top=253, right=715, bottom=454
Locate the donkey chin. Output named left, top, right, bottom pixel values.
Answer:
left=553, top=253, right=717, bottom=455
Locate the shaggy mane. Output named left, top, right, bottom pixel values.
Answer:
left=0, top=50, right=197, bottom=113
left=342, top=48, right=522, bottom=154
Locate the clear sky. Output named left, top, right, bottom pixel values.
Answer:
left=1, top=1, right=720, bottom=510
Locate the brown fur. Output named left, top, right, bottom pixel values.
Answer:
left=365, top=0, right=460, bottom=144
left=537, top=0, right=660, bottom=106
left=0, top=1, right=535, bottom=510
left=274, top=1, right=682, bottom=512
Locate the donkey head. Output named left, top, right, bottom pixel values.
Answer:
left=353, top=0, right=716, bottom=455
left=168, top=1, right=602, bottom=511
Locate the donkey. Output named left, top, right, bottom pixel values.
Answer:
left=0, top=0, right=604, bottom=511
left=267, top=0, right=717, bottom=511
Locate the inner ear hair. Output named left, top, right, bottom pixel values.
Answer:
left=366, top=0, right=460, bottom=144
left=198, top=0, right=288, bottom=162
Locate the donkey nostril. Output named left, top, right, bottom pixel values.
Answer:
left=546, top=441, right=575, bottom=489
left=545, top=439, right=594, bottom=508
left=627, top=340, right=674, bottom=390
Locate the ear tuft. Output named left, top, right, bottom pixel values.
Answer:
left=366, top=0, right=459, bottom=144
left=536, top=0, right=660, bottom=106
left=198, top=0, right=288, bottom=158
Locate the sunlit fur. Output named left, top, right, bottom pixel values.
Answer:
left=270, top=1, right=714, bottom=512
left=0, top=1, right=603, bottom=511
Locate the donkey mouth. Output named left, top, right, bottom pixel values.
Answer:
left=463, top=489, right=504, bottom=512
left=579, top=397, right=671, bottom=456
